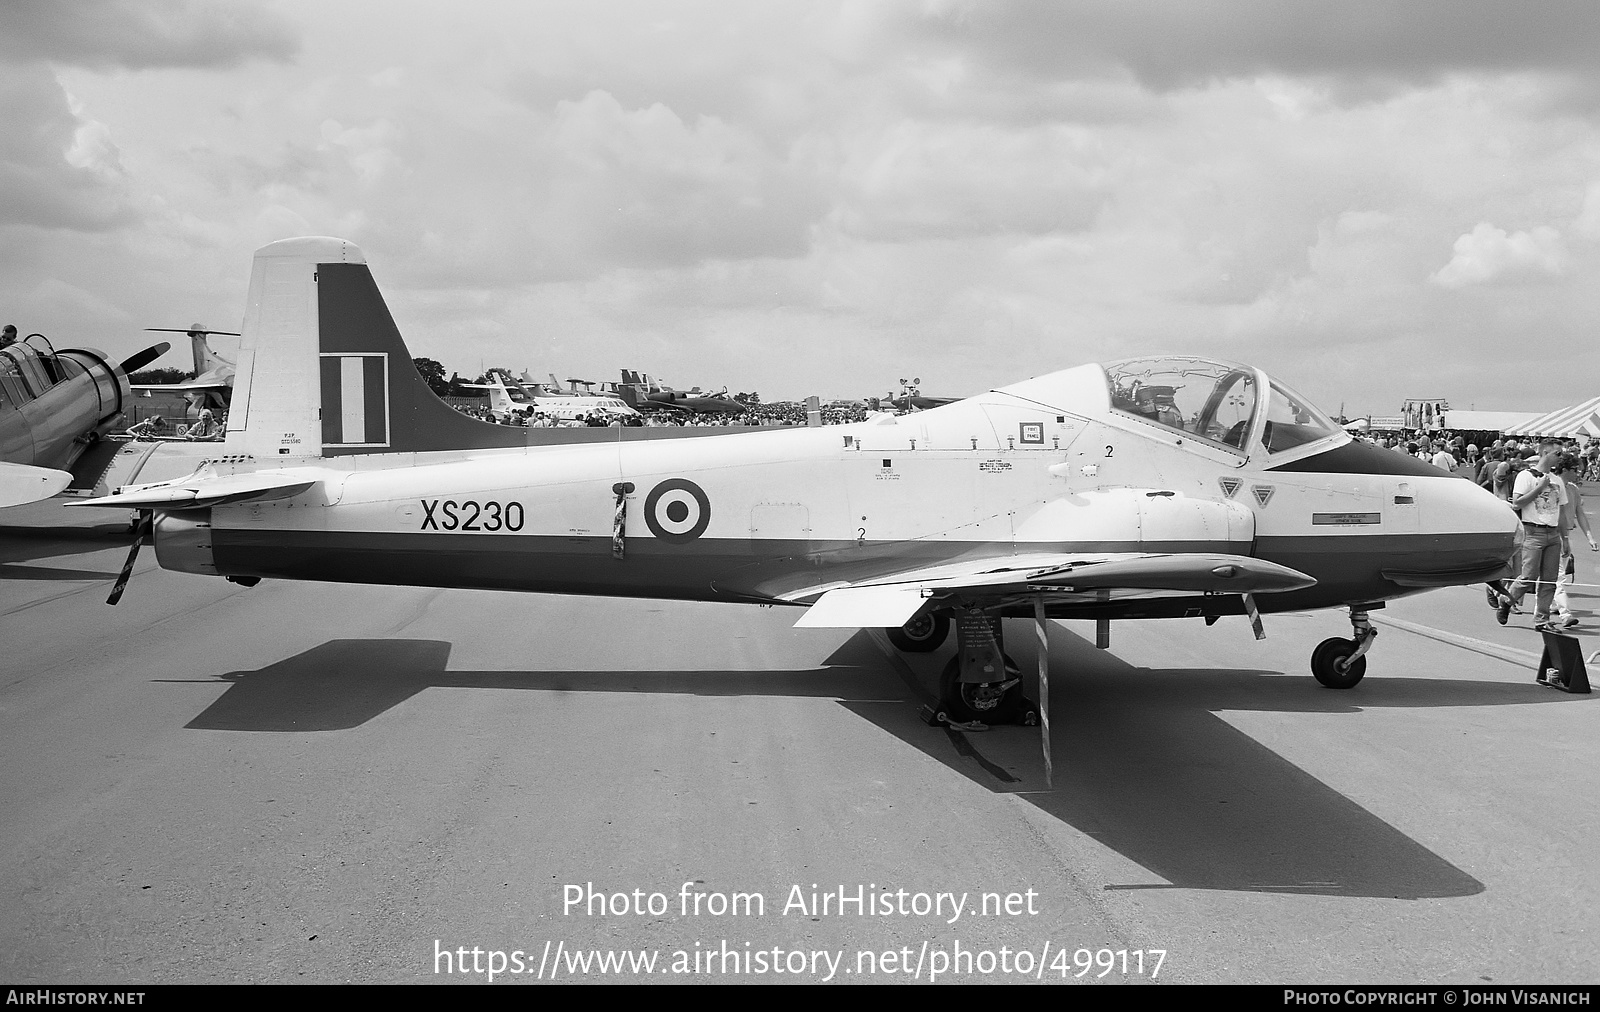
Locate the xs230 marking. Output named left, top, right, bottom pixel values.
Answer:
left=420, top=499, right=525, bottom=532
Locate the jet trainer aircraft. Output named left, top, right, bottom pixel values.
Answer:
left=615, top=369, right=746, bottom=414
left=82, top=237, right=1519, bottom=767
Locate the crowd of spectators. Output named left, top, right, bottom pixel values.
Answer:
left=1353, top=430, right=1599, bottom=637
left=454, top=400, right=874, bottom=428
left=1355, top=431, right=1600, bottom=484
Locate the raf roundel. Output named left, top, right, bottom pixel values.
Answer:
left=644, top=478, right=711, bottom=543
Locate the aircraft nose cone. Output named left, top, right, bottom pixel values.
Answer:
left=1469, top=479, right=1519, bottom=538
left=1431, top=475, right=1520, bottom=566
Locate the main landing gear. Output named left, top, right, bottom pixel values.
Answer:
left=1311, top=606, right=1377, bottom=689
left=938, top=653, right=1030, bottom=725
left=887, top=603, right=1052, bottom=787
left=886, top=609, right=1037, bottom=725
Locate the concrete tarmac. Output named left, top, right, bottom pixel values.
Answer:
left=2, top=515, right=1597, bottom=984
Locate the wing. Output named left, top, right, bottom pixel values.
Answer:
left=790, top=551, right=1316, bottom=628
left=70, top=470, right=317, bottom=510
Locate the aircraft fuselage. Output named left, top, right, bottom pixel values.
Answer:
left=157, top=388, right=1515, bottom=620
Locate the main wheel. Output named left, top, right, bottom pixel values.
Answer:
left=886, top=612, right=949, bottom=653
left=1311, top=637, right=1366, bottom=689
left=939, top=653, right=1024, bottom=723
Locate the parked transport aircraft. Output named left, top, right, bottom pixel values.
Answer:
left=132, top=325, right=238, bottom=412
left=461, top=370, right=640, bottom=424
left=80, top=238, right=1519, bottom=762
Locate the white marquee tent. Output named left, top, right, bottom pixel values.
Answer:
left=1504, top=396, right=1600, bottom=438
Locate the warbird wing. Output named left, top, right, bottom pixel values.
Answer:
left=0, top=461, right=73, bottom=508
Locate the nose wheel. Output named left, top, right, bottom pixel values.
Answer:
left=1311, top=607, right=1377, bottom=689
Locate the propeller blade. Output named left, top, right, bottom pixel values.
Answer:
left=1034, top=595, right=1053, bottom=790
left=107, top=512, right=153, bottom=606
left=143, top=328, right=241, bottom=336
left=119, top=342, right=171, bottom=374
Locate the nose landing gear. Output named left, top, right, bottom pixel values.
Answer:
left=885, top=611, right=950, bottom=653
left=1311, top=606, right=1377, bottom=689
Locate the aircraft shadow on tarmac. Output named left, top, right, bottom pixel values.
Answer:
left=178, top=638, right=898, bottom=733
left=172, top=624, right=1596, bottom=902
left=0, top=526, right=124, bottom=582
left=836, top=628, right=1576, bottom=903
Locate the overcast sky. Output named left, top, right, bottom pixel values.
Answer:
left=4, top=0, right=1600, bottom=413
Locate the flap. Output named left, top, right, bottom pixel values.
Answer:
left=792, top=585, right=928, bottom=629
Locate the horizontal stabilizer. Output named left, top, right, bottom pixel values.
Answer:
left=71, top=470, right=316, bottom=510
left=794, top=585, right=928, bottom=629
left=0, top=462, right=74, bottom=508
left=131, top=381, right=231, bottom=392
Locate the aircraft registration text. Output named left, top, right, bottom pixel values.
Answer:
left=420, top=499, right=525, bottom=532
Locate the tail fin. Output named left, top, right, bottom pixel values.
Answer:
left=189, top=328, right=232, bottom=374
left=225, top=237, right=537, bottom=459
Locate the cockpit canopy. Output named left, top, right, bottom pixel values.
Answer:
left=1104, top=356, right=1339, bottom=456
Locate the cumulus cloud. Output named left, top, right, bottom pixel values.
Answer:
left=1430, top=223, right=1567, bottom=287
left=540, top=91, right=823, bottom=267
left=0, top=67, right=133, bottom=230
left=908, top=1, right=1600, bottom=91
left=831, top=120, right=1107, bottom=240
left=1572, top=181, right=1600, bottom=240
left=0, top=1, right=297, bottom=236
left=0, top=0, right=297, bottom=70
left=358, top=87, right=827, bottom=286
left=12, top=3, right=1600, bottom=412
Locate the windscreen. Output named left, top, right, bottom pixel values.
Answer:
left=1261, top=380, right=1340, bottom=453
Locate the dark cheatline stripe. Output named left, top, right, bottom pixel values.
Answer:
left=205, top=525, right=1513, bottom=616
left=319, top=355, right=342, bottom=445
left=363, top=355, right=386, bottom=444
left=1268, top=439, right=1453, bottom=477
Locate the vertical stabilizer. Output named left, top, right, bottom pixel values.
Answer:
left=190, top=328, right=232, bottom=375
left=224, top=236, right=552, bottom=459
left=226, top=237, right=347, bottom=459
